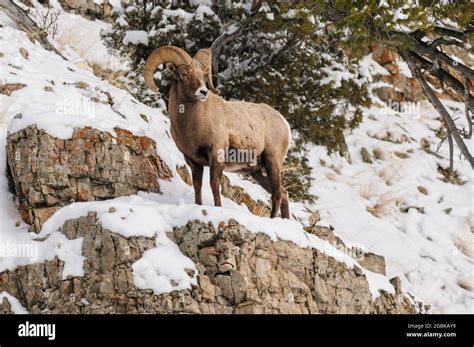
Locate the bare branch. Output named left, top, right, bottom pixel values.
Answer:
left=407, top=51, right=474, bottom=111
left=0, top=0, right=66, bottom=59
left=429, top=36, right=463, bottom=49
left=211, top=25, right=245, bottom=72
left=211, top=2, right=263, bottom=81
left=400, top=49, right=474, bottom=169
left=408, top=33, right=474, bottom=80
left=447, top=134, right=454, bottom=170
left=433, top=26, right=469, bottom=41
left=464, top=77, right=473, bottom=139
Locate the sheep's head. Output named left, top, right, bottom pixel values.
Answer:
left=144, top=46, right=220, bottom=102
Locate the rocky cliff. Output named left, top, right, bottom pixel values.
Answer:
left=0, top=123, right=423, bottom=314
left=0, top=214, right=419, bottom=314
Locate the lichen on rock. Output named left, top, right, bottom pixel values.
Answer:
left=0, top=215, right=419, bottom=314
left=6, top=126, right=172, bottom=232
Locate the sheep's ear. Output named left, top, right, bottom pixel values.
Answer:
left=166, top=63, right=178, bottom=78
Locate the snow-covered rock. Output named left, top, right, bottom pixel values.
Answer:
left=1, top=3, right=470, bottom=315
left=0, top=214, right=420, bottom=314
left=6, top=125, right=172, bottom=232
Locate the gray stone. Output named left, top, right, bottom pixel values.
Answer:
left=6, top=126, right=173, bottom=232
left=0, top=216, right=421, bottom=314
left=359, top=252, right=387, bottom=275
left=361, top=147, right=373, bottom=163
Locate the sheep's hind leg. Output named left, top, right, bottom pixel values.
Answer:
left=251, top=169, right=289, bottom=219
left=185, top=157, right=203, bottom=205
left=280, top=187, right=290, bottom=219
left=209, top=156, right=224, bottom=207
left=250, top=169, right=272, bottom=193
left=263, top=156, right=283, bottom=218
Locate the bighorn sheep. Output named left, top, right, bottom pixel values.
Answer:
left=144, top=46, right=291, bottom=218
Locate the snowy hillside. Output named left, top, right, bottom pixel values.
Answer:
left=0, top=8, right=399, bottom=311
left=0, top=4, right=472, bottom=314
left=0, top=9, right=273, bottom=266
left=308, top=99, right=473, bottom=313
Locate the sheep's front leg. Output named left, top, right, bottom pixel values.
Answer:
left=209, top=155, right=224, bottom=207
left=185, top=157, right=203, bottom=205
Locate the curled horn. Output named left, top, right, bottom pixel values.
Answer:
left=144, top=46, right=193, bottom=92
left=194, top=48, right=220, bottom=95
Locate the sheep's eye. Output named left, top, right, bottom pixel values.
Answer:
left=179, top=72, right=188, bottom=79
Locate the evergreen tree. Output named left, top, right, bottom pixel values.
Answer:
left=102, top=1, right=373, bottom=202
left=102, top=0, right=221, bottom=107
left=315, top=0, right=474, bottom=170
left=217, top=2, right=370, bottom=153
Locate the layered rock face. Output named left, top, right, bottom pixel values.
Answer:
left=177, top=167, right=271, bottom=217
left=6, top=126, right=172, bottom=232
left=221, top=175, right=271, bottom=217
left=371, top=43, right=425, bottom=103
left=370, top=43, right=473, bottom=103
left=0, top=216, right=419, bottom=314
left=3, top=126, right=421, bottom=314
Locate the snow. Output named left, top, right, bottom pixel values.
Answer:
left=195, top=4, right=217, bottom=19
left=359, top=54, right=390, bottom=78
left=397, top=59, right=413, bottom=78
left=0, top=292, right=28, bottom=314
left=133, top=233, right=198, bottom=295
left=189, top=0, right=213, bottom=7
left=0, top=5, right=472, bottom=314
left=259, top=2, right=271, bottom=13
left=306, top=96, right=474, bottom=313
left=34, top=193, right=394, bottom=299
left=319, top=59, right=367, bottom=88
left=51, top=4, right=127, bottom=71
left=116, top=16, right=128, bottom=27
left=161, top=4, right=218, bottom=25
left=123, top=30, right=149, bottom=46
left=45, top=233, right=85, bottom=278
left=125, top=6, right=137, bottom=14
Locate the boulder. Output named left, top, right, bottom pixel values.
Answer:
left=6, top=126, right=172, bottom=232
